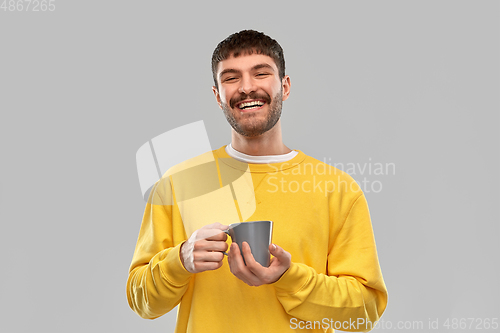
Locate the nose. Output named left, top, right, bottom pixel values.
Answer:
left=238, top=74, right=256, bottom=95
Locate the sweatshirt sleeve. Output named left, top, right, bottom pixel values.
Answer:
left=272, top=193, right=388, bottom=332
left=126, top=179, right=193, bottom=319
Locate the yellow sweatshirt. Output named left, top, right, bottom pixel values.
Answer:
left=127, top=146, right=388, bottom=332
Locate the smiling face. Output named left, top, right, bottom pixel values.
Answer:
left=213, top=53, right=290, bottom=138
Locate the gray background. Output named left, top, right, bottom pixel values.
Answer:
left=1, top=0, right=498, bottom=332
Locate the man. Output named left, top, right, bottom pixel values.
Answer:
left=127, top=30, right=388, bottom=332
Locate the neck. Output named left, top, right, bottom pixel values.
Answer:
left=231, top=120, right=291, bottom=156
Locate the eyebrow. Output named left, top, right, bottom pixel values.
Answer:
left=219, top=63, right=275, bottom=79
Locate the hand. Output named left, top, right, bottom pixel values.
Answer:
left=227, top=242, right=291, bottom=286
left=180, top=222, right=229, bottom=274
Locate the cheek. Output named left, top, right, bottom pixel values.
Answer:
left=219, top=90, right=231, bottom=105
left=267, top=83, right=281, bottom=96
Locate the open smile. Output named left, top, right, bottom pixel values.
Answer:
left=235, top=99, right=266, bottom=112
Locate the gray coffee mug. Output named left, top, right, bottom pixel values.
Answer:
left=224, top=220, right=273, bottom=267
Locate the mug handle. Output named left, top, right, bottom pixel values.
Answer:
left=223, top=229, right=230, bottom=256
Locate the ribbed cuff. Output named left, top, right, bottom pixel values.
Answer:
left=158, top=242, right=193, bottom=286
left=272, top=262, right=311, bottom=295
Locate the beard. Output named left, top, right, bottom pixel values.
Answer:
left=221, top=89, right=283, bottom=138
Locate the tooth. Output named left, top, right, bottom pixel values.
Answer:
left=238, top=101, right=264, bottom=109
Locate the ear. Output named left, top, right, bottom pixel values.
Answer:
left=281, top=75, right=291, bottom=102
left=212, top=86, right=223, bottom=110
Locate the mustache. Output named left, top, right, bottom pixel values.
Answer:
left=230, top=92, right=271, bottom=108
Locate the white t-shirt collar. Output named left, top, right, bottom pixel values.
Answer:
left=225, top=143, right=298, bottom=164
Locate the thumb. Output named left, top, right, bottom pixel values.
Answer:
left=269, top=243, right=283, bottom=258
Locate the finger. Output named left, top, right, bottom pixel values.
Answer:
left=216, top=222, right=230, bottom=230
left=205, top=231, right=228, bottom=242
left=230, top=243, right=261, bottom=286
left=209, top=222, right=230, bottom=229
left=197, top=228, right=228, bottom=241
left=193, top=239, right=229, bottom=253
left=242, top=242, right=288, bottom=285
left=269, top=243, right=289, bottom=262
left=234, top=242, right=262, bottom=286
left=197, top=222, right=230, bottom=240
left=269, top=243, right=279, bottom=260
left=193, top=260, right=223, bottom=272
left=203, top=222, right=230, bottom=232
left=193, top=250, right=225, bottom=262
left=268, top=244, right=292, bottom=275
left=228, top=243, right=245, bottom=268
left=241, top=242, right=266, bottom=275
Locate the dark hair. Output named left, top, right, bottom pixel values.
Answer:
left=211, top=30, right=286, bottom=88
